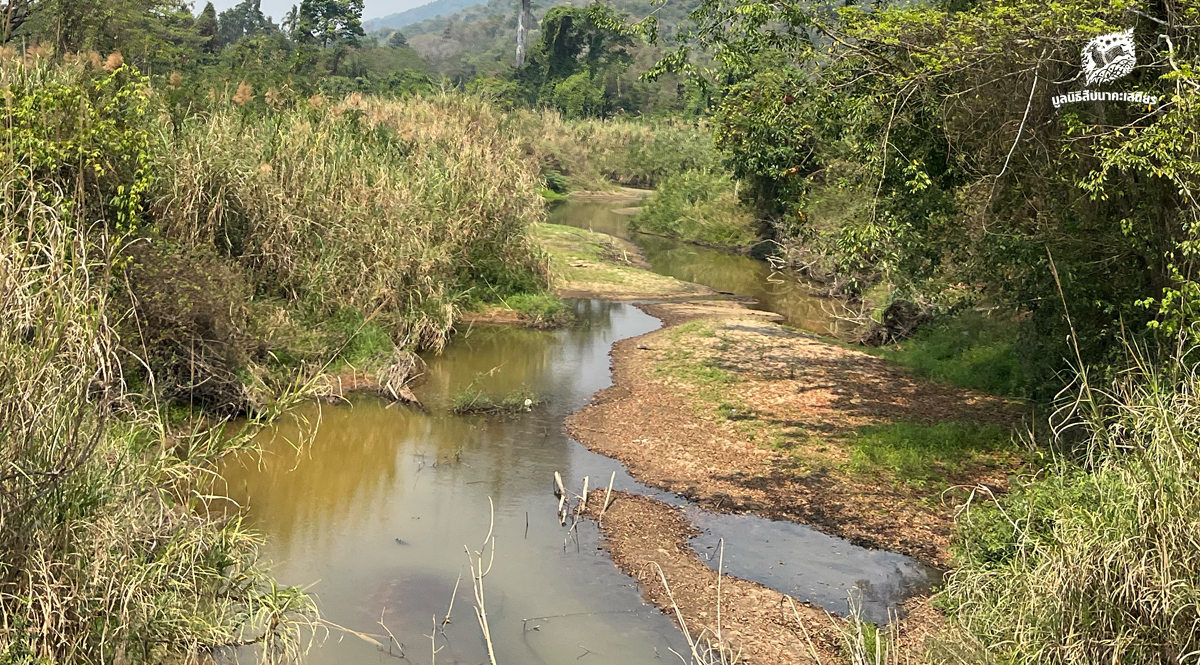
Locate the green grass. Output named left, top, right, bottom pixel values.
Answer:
left=846, top=421, right=1016, bottom=490
left=870, top=311, right=1030, bottom=398
left=502, top=292, right=570, bottom=327
left=452, top=387, right=540, bottom=415
left=535, top=223, right=702, bottom=297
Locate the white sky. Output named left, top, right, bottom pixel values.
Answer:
left=205, top=0, right=428, bottom=24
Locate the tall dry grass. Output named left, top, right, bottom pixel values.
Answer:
left=0, top=59, right=317, bottom=664
left=941, top=344, right=1200, bottom=663
left=153, top=93, right=550, bottom=352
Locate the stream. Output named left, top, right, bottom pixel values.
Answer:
left=220, top=200, right=937, bottom=664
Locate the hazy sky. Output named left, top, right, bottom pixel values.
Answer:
left=206, top=0, right=428, bottom=23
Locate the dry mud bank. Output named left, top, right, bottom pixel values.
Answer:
left=539, top=214, right=1025, bottom=661
left=583, top=490, right=945, bottom=665
left=568, top=300, right=1024, bottom=567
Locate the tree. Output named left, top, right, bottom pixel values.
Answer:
left=294, top=0, right=363, bottom=48
left=217, top=0, right=277, bottom=47
left=515, top=2, right=633, bottom=116
left=282, top=4, right=297, bottom=34
left=195, top=1, right=218, bottom=52
left=655, top=0, right=1198, bottom=388
left=386, top=29, right=406, bottom=48
left=0, top=0, right=34, bottom=42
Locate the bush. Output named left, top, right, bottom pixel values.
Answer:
left=119, top=241, right=256, bottom=413
left=942, top=350, right=1200, bottom=663
left=0, top=58, right=314, bottom=664
left=631, top=170, right=759, bottom=249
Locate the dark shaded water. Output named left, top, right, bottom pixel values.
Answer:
left=220, top=203, right=935, bottom=665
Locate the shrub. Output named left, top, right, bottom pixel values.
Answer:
left=632, top=170, right=760, bottom=249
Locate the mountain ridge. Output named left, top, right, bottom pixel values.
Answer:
left=365, top=0, right=489, bottom=32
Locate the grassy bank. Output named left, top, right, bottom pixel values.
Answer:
left=937, top=350, right=1200, bottom=663
left=0, top=57, right=551, bottom=663
left=534, top=223, right=710, bottom=299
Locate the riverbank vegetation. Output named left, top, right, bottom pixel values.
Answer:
left=3, top=0, right=1199, bottom=659
left=0, top=54, right=593, bottom=663
left=644, top=0, right=1200, bottom=660
left=630, top=170, right=759, bottom=250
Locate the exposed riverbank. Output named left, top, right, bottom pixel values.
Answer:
left=568, top=300, right=1024, bottom=567
left=534, top=198, right=1028, bottom=660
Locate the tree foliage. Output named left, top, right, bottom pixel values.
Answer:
left=656, top=0, right=1199, bottom=388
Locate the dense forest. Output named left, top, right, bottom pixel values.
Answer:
left=1, top=0, right=1199, bottom=661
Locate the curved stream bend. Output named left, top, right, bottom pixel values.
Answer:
left=222, top=205, right=934, bottom=665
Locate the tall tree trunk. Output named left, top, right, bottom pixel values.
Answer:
left=515, top=0, right=531, bottom=67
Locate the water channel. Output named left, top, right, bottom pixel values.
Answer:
left=220, top=200, right=937, bottom=665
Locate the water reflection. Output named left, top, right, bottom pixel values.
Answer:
left=223, top=301, right=685, bottom=665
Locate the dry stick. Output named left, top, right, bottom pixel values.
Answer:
left=441, top=568, right=463, bottom=628
left=784, top=597, right=824, bottom=665
left=577, top=476, right=589, bottom=515
left=715, top=538, right=724, bottom=646
left=467, top=497, right=499, bottom=665
left=426, top=614, right=444, bottom=664
left=598, top=471, right=616, bottom=527
left=378, top=608, right=404, bottom=658
left=650, top=563, right=704, bottom=665
left=555, top=471, right=568, bottom=525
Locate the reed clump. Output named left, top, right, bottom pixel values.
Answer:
left=153, top=92, right=551, bottom=355
left=2, top=56, right=561, bottom=663
left=0, top=58, right=316, bottom=664
left=941, top=347, right=1200, bottom=663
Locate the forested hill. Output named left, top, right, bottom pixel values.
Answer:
left=392, top=0, right=699, bottom=83
left=364, top=0, right=487, bottom=32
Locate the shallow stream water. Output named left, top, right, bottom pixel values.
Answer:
left=221, top=201, right=936, bottom=665
left=546, top=199, right=850, bottom=336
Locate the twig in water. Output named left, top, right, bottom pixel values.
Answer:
left=555, top=471, right=568, bottom=525
left=377, top=608, right=406, bottom=659
left=424, top=615, right=444, bottom=664
left=598, top=472, right=615, bottom=527
left=466, top=497, right=499, bottom=665
left=577, top=476, right=589, bottom=515
left=441, top=568, right=462, bottom=628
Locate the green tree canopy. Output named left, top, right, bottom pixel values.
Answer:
left=295, top=0, right=364, bottom=47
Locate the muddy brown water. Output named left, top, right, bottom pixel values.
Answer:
left=221, top=203, right=936, bottom=664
